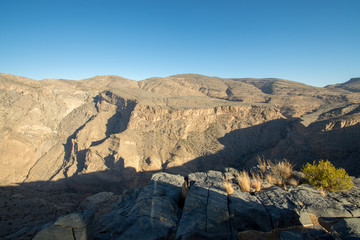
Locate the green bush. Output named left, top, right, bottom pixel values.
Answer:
left=301, top=160, right=353, bottom=192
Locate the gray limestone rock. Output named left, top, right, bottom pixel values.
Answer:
left=280, top=230, right=304, bottom=240
left=229, top=187, right=273, bottom=233
left=206, top=171, right=231, bottom=240
left=33, top=211, right=93, bottom=240
left=331, top=218, right=360, bottom=240
left=54, top=211, right=93, bottom=229
left=289, top=184, right=352, bottom=218
left=177, top=171, right=232, bottom=240
left=303, top=225, right=327, bottom=239
left=118, top=216, right=176, bottom=240
left=176, top=182, right=208, bottom=239
left=327, top=187, right=360, bottom=217
left=176, top=172, right=211, bottom=240
left=31, top=172, right=360, bottom=240
left=95, top=172, right=184, bottom=240
left=79, top=192, right=116, bottom=211
left=33, top=224, right=74, bottom=240
left=256, top=186, right=311, bottom=229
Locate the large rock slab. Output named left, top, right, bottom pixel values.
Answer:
left=255, top=186, right=312, bottom=229
left=326, top=185, right=360, bottom=217
left=95, top=172, right=184, bottom=240
left=33, top=211, right=93, bottom=240
left=331, top=218, right=360, bottom=240
left=206, top=171, right=232, bottom=240
left=229, top=186, right=273, bottom=234
left=176, top=172, right=210, bottom=240
left=33, top=224, right=74, bottom=240
left=79, top=191, right=117, bottom=211
left=176, top=171, right=232, bottom=240
left=289, top=184, right=352, bottom=218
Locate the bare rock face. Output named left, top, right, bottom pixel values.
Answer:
left=32, top=171, right=360, bottom=240
left=1, top=73, right=360, bottom=187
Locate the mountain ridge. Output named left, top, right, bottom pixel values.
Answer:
left=1, top=72, right=359, bottom=187
left=1, top=72, right=360, bottom=239
left=4, top=72, right=358, bottom=88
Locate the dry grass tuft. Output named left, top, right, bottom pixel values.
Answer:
left=267, top=160, right=295, bottom=190
left=224, top=180, right=234, bottom=195
left=256, top=156, right=267, bottom=175
left=237, top=171, right=251, bottom=192
left=283, top=182, right=288, bottom=191
left=251, top=172, right=262, bottom=192
left=276, top=160, right=294, bottom=179
left=319, top=189, right=326, bottom=197
left=287, top=177, right=299, bottom=186
left=267, top=160, right=275, bottom=171
left=266, top=174, right=283, bottom=186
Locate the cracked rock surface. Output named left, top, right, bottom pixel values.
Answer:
left=33, top=171, right=360, bottom=240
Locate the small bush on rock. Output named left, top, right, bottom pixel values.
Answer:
left=301, top=160, right=353, bottom=192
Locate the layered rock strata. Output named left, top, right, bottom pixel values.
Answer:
left=1, top=73, right=360, bottom=187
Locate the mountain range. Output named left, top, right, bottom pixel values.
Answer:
left=1, top=73, right=360, bottom=188
left=1, top=73, right=360, bottom=239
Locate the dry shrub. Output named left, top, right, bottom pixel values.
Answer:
left=302, top=160, right=353, bottom=192
left=256, top=156, right=267, bottom=175
left=224, top=181, right=234, bottom=195
left=266, top=174, right=283, bottom=186
left=237, top=171, right=251, bottom=192
left=251, top=172, right=262, bottom=192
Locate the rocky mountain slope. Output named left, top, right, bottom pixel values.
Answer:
left=1, top=73, right=360, bottom=239
left=1, top=73, right=359, bottom=187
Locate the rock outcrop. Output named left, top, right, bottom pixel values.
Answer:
left=33, top=171, right=360, bottom=240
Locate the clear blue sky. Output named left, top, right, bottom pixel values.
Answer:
left=1, top=0, right=359, bottom=86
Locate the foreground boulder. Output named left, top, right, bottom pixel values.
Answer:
left=33, top=171, right=360, bottom=240
left=331, top=218, right=360, bottom=240
left=94, top=172, right=185, bottom=239
left=33, top=211, right=93, bottom=240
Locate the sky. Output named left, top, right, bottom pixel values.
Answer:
left=0, top=0, right=359, bottom=87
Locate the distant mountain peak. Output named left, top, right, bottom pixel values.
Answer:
left=330, top=77, right=360, bottom=92
left=347, top=77, right=360, bottom=84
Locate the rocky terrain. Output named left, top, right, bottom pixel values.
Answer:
left=33, top=171, right=360, bottom=240
left=1, top=73, right=360, bottom=239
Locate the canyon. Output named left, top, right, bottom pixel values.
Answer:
left=1, top=73, right=360, bottom=239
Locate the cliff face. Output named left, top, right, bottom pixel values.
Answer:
left=0, top=74, right=97, bottom=184
left=1, top=73, right=360, bottom=187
